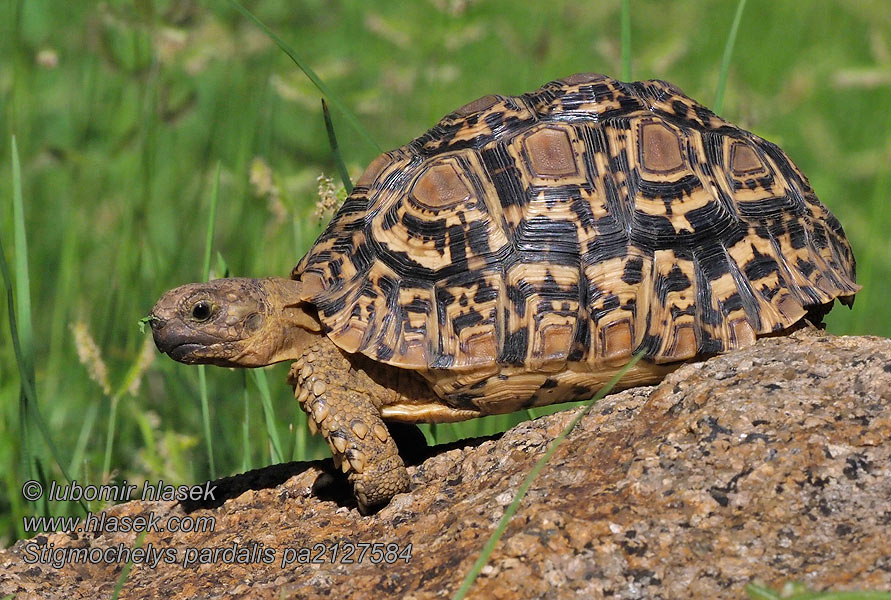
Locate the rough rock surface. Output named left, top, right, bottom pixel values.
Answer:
left=2, top=330, right=890, bottom=599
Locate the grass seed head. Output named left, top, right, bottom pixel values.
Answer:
left=71, top=321, right=112, bottom=397
left=314, top=173, right=345, bottom=222
left=126, top=337, right=158, bottom=397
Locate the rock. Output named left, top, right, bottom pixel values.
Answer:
left=2, top=330, right=890, bottom=599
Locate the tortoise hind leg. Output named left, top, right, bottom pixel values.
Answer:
left=288, top=339, right=411, bottom=513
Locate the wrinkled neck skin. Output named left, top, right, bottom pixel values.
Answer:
left=149, top=277, right=322, bottom=368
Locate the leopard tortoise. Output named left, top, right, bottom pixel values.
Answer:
left=150, top=73, right=859, bottom=512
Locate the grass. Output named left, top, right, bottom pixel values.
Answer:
left=747, top=582, right=891, bottom=600
left=3, top=136, right=85, bottom=525
left=321, top=99, right=353, bottom=193
left=453, top=352, right=644, bottom=600
left=1, top=0, right=889, bottom=574
left=620, top=0, right=632, bottom=80
left=713, top=0, right=748, bottom=113
left=196, top=163, right=221, bottom=478
left=111, top=531, right=146, bottom=600
left=225, top=0, right=381, bottom=154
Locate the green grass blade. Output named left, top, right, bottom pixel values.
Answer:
left=3, top=135, right=87, bottom=514
left=227, top=0, right=381, bottom=154
left=215, top=251, right=230, bottom=279
left=68, top=402, right=99, bottom=478
left=5, top=465, right=26, bottom=538
left=291, top=404, right=307, bottom=462
left=713, top=0, right=747, bottom=114
left=197, top=313, right=215, bottom=476
left=202, top=163, right=221, bottom=281
left=746, top=583, right=781, bottom=600
left=241, top=372, right=252, bottom=472
left=111, top=531, right=146, bottom=600
left=251, top=369, right=284, bottom=464
left=851, top=165, right=889, bottom=334
left=322, top=99, right=353, bottom=194
left=15, top=367, right=87, bottom=514
left=426, top=423, right=439, bottom=445
left=7, top=135, right=37, bottom=486
left=452, top=351, right=644, bottom=600
left=101, top=396, right=119, bottom=481
left=620, top=0, right=632, bottom=81
left=746, top=583, right=891, bottom=600
left=102, top=340, right=157, bottom=481
left=198, top=163, right=221, bottom=479
left=11, top=136, right=34, bottom=377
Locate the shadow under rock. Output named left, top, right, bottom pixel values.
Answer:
left=178, top=422, right=504, bottom=514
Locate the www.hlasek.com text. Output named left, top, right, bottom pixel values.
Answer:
left=23, top=510, right=216, bottom=535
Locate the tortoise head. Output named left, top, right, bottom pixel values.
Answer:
left=149, top=277, right=322, bottom=367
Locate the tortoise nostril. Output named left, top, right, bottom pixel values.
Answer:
left=149, top=315, right=165, bottom=330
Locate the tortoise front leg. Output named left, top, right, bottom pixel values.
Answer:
left=288, top=340, right=411, bottom=513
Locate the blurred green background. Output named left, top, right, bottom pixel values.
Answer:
left=1, top=0, right=889, bottom=544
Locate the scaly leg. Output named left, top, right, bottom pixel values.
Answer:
left=288, top=339, right=411, bottom=512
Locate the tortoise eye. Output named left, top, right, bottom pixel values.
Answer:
left=190, top=300, right=213, bottom=322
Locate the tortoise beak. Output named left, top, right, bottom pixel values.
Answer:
left=148, top=302, right=219, bottom=363
left=147, top=312, right=181, bottom=356
left=150, top=319, right=222, bottom=363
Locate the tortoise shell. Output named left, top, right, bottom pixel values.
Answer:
left=294, top=74, right=858, bottom=393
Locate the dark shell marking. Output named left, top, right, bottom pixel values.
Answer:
left=294, top=73, right=858, bottom=410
